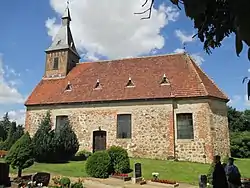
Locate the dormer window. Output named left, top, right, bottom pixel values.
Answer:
left=126, top=77, right=135, bottom=87
left=65, top=81, right=72, bottom=91
left=56, top=40, right=61, bottom=46
left=160, top=74, right=170, bottom=85
left=94, top=79, right=102, bottom=89
left=53, top=57, right=59, bottom=70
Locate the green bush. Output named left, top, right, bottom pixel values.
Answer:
left=230, top=131, right=250, bottom=158
left=5, top=132, right=34, bottom=177
left=86, top=151, right=112, bottom=178
left=71, top=182, right=84, bottom=188
left=59, top=177, right=71, bottom=187
left=207, top=162, right=215, bottom=185
left=33, top=111, right=79, bottom=163
left=73, top=150, right=92, bottom=161
left=107, top=146, right=130, bottom=174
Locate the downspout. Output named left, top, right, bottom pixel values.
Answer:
left=170, top=80, right=176, bottom=159
left=172, top=99, right=176, bottom=159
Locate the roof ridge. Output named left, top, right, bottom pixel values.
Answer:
left=79, top=52, right=186, bottom=64
left=186, top=54, right=208, bottom=96
left=188, top=55, right=229, bottom=100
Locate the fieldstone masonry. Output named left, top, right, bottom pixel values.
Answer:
left=25, top=98, right=230, bottom=164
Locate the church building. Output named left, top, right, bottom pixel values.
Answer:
left=25, top=7, right=230, bottom=163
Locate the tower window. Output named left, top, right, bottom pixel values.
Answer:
left=53, top=57, right=59, bottom=70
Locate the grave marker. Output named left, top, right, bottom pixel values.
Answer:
left=0, top=163, right=10, bottom=186
left=132, top=163, right=142, bottom=184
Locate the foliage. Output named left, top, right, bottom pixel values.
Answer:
left=33, top=111, right=79, bottom=163
left=230, top=131, right=250, bottom=158
left=2, top=157, right=250, bottom=185
left=32, top=111, right=53, bottom=162
left=107, top=146, right=131, bottom=174
left=137, top=0, right=250, bottom=60
left=59, top=177, right=71, bottom=187
left=85, top=151, right=112, bottom=178
left=227, top=106, right=250, bottom=158
left=228, top=106, right=250, bottom=132
left=0, top=122, right=24, bottom=151
left=73, top=150, right=92, bottom=161
left=207, top=162, right=215, bottom=185
left=0, top=113, right=12, bottom=142
left=5, top=132, right=34, bottom=177
left=71, top=182, right=84, bottom=188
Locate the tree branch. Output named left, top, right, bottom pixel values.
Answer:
left=134, top=0, right=154, bottom=19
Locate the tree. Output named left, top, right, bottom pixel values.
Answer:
left=52, top=119, right=79, bottom=162
left=136, top=0, right=250, bottom=60
left=33, top=111, right=79, bottom=163
left=5, top=132, right=34, bottom=177
left=227, top=106, right=245, bottom=132
left=0, top=113, right=12, bottom=141
left=32, top=111, right=53, bottom=162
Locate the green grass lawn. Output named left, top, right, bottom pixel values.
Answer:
left=1, top=158, right=249, bottom=185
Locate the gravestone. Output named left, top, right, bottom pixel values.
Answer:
left=32, top=172, right=51, bottom=186
left=0, top=163, right=10, bottom=186
left=132, top=163, right=142, bottom=184
left=199, top=175, right=207, bottom=188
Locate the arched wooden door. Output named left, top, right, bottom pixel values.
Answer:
left=93, top=130, right=106, bottom=153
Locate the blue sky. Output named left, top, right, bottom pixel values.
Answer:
left=0, top=0, right=249, bottom=124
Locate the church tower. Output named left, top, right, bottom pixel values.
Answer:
left=44, top=6, right=80, bottom=79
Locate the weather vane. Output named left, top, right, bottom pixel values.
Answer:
left=66, top=0, right=70, bottom=7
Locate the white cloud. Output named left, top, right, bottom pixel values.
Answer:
left=174, top=48, right=205, bottom=65
left=0, top=54, right=26, bottom=104
left=244, top=94, right=250, bottom=107
left=175, top=29, right=195, bottom=44
left=228, top=95, right=242, bottom=106
left=0, top=109, right=26, bottom=125
left=174, top=48, right=185, bottom=53
left=8, top=109, right=26, bottom=125
left=191, top=53, right=205, bottom=66
left=46, top=0, right=180, bottom=60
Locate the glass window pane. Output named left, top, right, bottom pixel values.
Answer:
left=117, top=114, right=131, bottom=138
left=176, top=113, right=194, bottom=139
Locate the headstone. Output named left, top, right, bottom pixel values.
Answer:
left=134, top=163, right=142, bottom=178
left=132, top=163, right=142, bottom=184
left=0, top=163, right=10, bottom=186
left=199, top=175, right=207, bottom=188
left=32, top=172, right=51, bottom=186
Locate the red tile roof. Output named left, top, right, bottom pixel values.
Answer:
left=25, top=53, right=228, bottom=106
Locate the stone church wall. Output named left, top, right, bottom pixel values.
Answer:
left=25, top=99, right=230, bottom=163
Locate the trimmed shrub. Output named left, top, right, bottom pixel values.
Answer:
left=71, top=182, right=84, bottom=188
left=59, top=177, right=71, bottom=187
left=73, top=150, right=92, bottom=161
left=107, top=146, right=130, bottom=174
left=86, top=151, right=112, bottom=178
left=5, top=132, right=34, bottom=177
